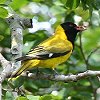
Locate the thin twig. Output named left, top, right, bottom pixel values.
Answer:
left=78, top=33, right=100, bottom=100
left=79, top=33, right=89, bottom=67
left=87, top=46, right=100, bottom=63
left=0, top=83, right=2, bottom=100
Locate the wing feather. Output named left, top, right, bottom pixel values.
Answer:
left=16, top=38, right=73, bottom=61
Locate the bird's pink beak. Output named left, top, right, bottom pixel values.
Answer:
left=76, top=26, right=87, bottom=31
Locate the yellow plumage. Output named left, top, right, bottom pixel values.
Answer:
left=12, top=22, right=85, bottom=77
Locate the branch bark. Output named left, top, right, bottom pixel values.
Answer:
left=0, top=53, right=12, bottom=82
left=23, top=70, right=100, bottom=82
left=6, top=14, right=32, bottom=72
left=0, top=53, right=12, bottom=100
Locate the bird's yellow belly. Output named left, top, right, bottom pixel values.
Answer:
left=38, top=51, right=72, bottom=69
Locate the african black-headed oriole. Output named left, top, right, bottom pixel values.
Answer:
left=12, top=22, right=86, bottom=77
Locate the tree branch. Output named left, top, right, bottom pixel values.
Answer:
left=6, top=15, right=23, bottom=70
left=22, top=70, right=100, bottom=82
left=0, top=53, right=12, bottom=100
left=0, top=14, right=32, bottom=100
left=6, top=14, right=32, bottom=71
left=0, top=53, right=12, bottom=81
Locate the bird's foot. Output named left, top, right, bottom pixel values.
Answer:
left=36, top=67, right=41, bottom=76
left=53, top=68, right=59, bottom=75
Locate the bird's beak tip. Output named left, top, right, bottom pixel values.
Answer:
left=76, top=25, right=87, bottom=31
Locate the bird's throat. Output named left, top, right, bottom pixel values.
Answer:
left=65, top=30, right=77, bottom=46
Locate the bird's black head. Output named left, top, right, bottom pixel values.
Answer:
left=61, top=22, right=86, bottom=45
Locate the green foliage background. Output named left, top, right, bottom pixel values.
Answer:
left=0, top=0, right=100, bottom=100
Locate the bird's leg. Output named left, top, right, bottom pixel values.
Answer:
left=52, top=68, right=59, bottom=75
left=17, top=87, right=25, bottom=96
left=36, top=67, right=40, bottom=75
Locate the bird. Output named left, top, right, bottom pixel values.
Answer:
left=12, top=22, right=86, bottom=77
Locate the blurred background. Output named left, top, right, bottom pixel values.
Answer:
left=0, top=0, right=100, bottom=100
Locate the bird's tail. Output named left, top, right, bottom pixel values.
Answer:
left=11, top=60, right=40, bottom=78
left=11, top=61, right=30, bottom=77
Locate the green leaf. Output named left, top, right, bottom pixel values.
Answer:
left=0, top=35, right=4, bottom=41
left=0, top=7, right=8, bottom=18
left=27, top=95, right=40, bottom=100
left=81, top=0, right=88, bottom=10
left=16, top=96, right=28, bottom=100
left=50, top=5, right=66, bottom=15
left=24, top=79, right=39, bottom=93
left=83, top=28, right=100, bottom=52
left=95, top=0, right=100, bottom=9
left=39, top=95, right=52, bottom=100
left=31, top=0, right=44, bottom=2
left=5, top=91, right=14, bottom=100
left=89, top=77, right=100, bottom=89
left=23, top=41, right=35, bottom=54
left=66, top=0, right=80, bottom=9
left=10, top=0, right=28, bottom=10
left=75, top=7, right=89, bottom=20
left=39, top=94, right=61, bottom=100
left=13, top=76, right=25, bottom=88
left=0, top=0, right=6, bottom=4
